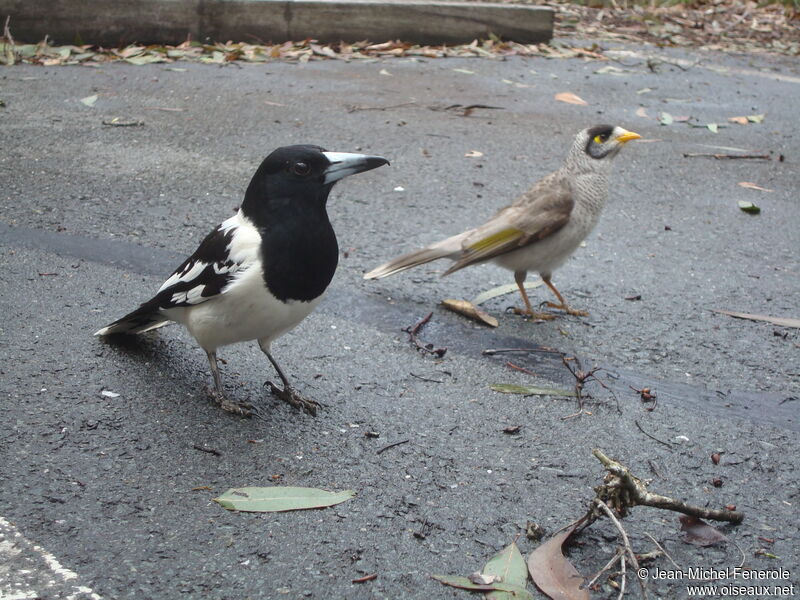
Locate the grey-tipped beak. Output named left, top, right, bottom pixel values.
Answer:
left=322, top=152, right=389, bottom=185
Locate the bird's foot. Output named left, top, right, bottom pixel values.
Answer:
left=265, top=381, right=319, bottom=416
left=204, top=385, right=255, bottom=417
left=542, top=301, right=589, bottom=317
left=509, top=306, right=557, bottom=320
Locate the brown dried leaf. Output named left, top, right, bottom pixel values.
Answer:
left=554, top=92, right=588, bottom=106
left=527, top=519, right=589, bottom=600
left=728, top=116, right=749, bottom=124
left=737, top=181, right=774, bottom=192
left=441, top=299, right=498, bottom=327
left=679, top=516, right=727, bottom=547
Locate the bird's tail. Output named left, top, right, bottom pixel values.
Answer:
left=94, top=301, right=169, bottom=336
left=363, top=231, right=470, bottom=279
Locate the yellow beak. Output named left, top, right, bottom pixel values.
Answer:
left=616, top=129, right=642, bottom=144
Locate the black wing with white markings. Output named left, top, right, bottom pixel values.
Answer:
left=94, top=220, right=251, bottom=336
left=152, top=224, right=241, bottom=309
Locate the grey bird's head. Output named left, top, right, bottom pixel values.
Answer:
left=566, top=125, right=641, bottom=172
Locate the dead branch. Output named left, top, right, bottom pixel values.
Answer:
left=595, top=499, right=647, bottom=600
left=592, top=449, right=744, bottom=523
left=682, top=152, right=771, bottom=160
left=404, top=312, right=447, bottom=358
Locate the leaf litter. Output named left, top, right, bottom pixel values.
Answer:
left=0, top=37, right=606, bottom=67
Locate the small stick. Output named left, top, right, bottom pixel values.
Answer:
left=593, top=449, right=744, bottom=523
left=585, top=548, right=624, bottom=589
left=404, top=312, right=447, bottom=358
left=683, top=152, right=771, bottom=160
left=352, top=573, right=378, bottom=583
left=346, top=101, right=417, bottom=113
left=377, top=439, right=409, bottom=455
left=483, top=347, right=562, bottom=356
left=505, top=361, right=539, bottom=376
left=192, top=444, right=221, bottom=456
left=410, top=372, right=444, bottom=383
left=595, top=500, right=647, bottom=600
left=635, top=420, right=673, bottom=449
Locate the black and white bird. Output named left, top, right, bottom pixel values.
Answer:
left=96, top=145, right=388, bottom=416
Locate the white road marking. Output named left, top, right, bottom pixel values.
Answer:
left=0, top=516, right=102, bottom=600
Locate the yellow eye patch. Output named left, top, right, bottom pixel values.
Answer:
left=594, top=134, right=605, bottom=144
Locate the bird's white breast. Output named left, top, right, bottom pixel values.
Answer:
left=167, top=264, right=322, bottom=351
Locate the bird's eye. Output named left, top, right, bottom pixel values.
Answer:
left=292, top=162, right=311, bottom=176
left=594, top=133, right=610, bottom=144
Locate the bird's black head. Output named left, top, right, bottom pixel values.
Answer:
left=241, top=145, right=388, bottom=218
left=583, top=124, right=641, bottom=159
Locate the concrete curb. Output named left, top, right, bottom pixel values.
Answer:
left=1, top=0, right=553, bottom=47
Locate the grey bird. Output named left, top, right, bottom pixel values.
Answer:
left=364, top=125, right=640, bottom=318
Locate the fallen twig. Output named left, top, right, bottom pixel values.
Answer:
left=192, top=444, right=221, bottom=457
left=346, top=101, right=417, bottom=113
left=592, top=449, right=744, bottom=523
left=352, top=573, right=378, bottom=583
left=595, top=499, right=647, bottom=600
left=377, top=439, right=410, bottom=455
left=683, top=152, right=771, bottom=160
left=585, top=547, right=624, bottom=590
left=404, top=312, right=447, bottom=358
left=634, top=420, right=673, bottom=449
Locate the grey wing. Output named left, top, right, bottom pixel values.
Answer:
left=444, top=173, right=574, bottom=274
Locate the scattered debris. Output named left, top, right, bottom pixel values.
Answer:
left=471, top=280, right=544, bottom=306
left=490, top=383, right=577, bottom=397
left=102, top=117, right=145, bottom=127
left=404, top=312, right=447, bottom=358
left=554, top=92, right=588, bottom=106
left=738, top=181, right=774, bottom=192
left=213, top=486, right=355, bottom=512
left=679, top=515, right=728, bottom=547
left=352, top=573, right=378, bottom=584
left=592, top=449, right=743, bottom=523
left=683, top=152, right=772, bottom=160
left=441, top=299, right=498, bottom=327
left=100, top=389, right=120, bottom=398
left=736, top=200, right=761, bottom=215
left=503, top=425, right=522, bottom=435
left=79, top=94, right=98, bottom=107
left=712, top=309, right=800, bottom=329
left=192, top=444, right=221, bottom=457
left=376, top=439, right=410, bottom=455
left=464, top=150, right=484, bottom=158
left=527, top=518, right=589, bottom=600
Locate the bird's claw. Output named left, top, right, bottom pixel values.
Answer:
left=542, top=301, right=589, bottom=317
left=508, top=306, right=557, bottom=320
left=204, top=385, right=255, bottom=417
left=265, top=381, right=319, bottom=416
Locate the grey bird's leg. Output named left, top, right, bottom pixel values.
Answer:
left=205, top=350, right=254, bottom=416
left=258, top=340, right=320, bottom=416
left=541, top=274, right=589, bottom=317
left=512, top=270, right=556, bottom=320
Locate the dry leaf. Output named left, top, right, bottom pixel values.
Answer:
left=680, top=516, right=727, bottom=547
left=464, top=150, right=484, bottom=158
left=554, top=92, right=588, bottom=106
left=728, top=116, right=749, bottom=124
left=712, top=309, right=800, bottom=329
left=527, top=518, right=589, bottom=600
left=441, top=299, right=498, bottom=327
left=379, top=68, right=392, bottom=76
left=737, top=181, right=774, bottom=192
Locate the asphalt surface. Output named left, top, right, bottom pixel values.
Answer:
left=1, top=44, right=798, bottom=600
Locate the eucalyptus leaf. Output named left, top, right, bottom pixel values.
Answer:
left=214, top=486, right=355, bottom=512
left=432, top=575, right=534, bottom=598
left=737, top=200, right=760, bottom=214
left=707, top=123, right=719, bottom=133
left=483, top=542, right=529, bottom=600
left=659, top=112, right=673, bottom=125
left=80, top=94, right=98, bottom=107
left=747, top=113, right=765, bottom=123
left=472, top=280, right=543, bottom=306
left=491, top=384, right=576, bottom=397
